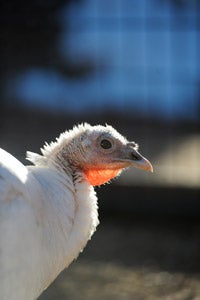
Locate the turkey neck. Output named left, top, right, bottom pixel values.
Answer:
left=28, top=165, right=99, bottom=295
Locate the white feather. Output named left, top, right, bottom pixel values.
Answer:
left=0, top=146, right=99, bottom=300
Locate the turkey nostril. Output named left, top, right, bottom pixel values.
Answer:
left=131, top=153, right=140, bottom=161
left=131, top=152, right=142, bottom=160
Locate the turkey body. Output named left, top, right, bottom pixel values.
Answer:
left=0, top=148, right=98, bottom=300
left=0, top=123, right=152, bottom=300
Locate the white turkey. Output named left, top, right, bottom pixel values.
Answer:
left=0, top=123, right=153, bottom=300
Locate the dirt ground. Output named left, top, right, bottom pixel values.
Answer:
left=39, top=217, right=200, bottom=300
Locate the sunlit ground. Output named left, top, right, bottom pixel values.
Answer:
left=39, top=218, right=200, bottom=300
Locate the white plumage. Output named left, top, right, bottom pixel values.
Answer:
left=0, top=123, right=152, bottom=300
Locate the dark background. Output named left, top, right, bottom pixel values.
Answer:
left=0, top=0, right=200, bottom=299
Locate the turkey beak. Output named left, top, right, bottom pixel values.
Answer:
left=127, top=146, right=153, bottom=173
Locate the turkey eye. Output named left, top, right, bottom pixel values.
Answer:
left=100, top=139, right=112, bottom=149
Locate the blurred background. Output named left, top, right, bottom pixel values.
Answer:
left=1, top=0, right=200, bottom=299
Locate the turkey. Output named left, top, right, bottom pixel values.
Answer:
left=0, top=123, right=153, bottom=300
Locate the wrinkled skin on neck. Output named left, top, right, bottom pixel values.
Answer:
left=84, top=168, right=123, bottom=186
